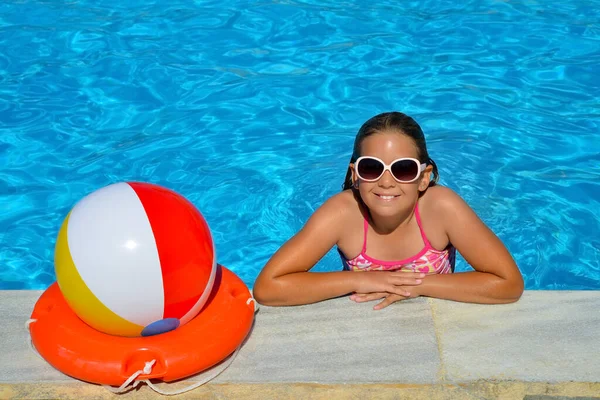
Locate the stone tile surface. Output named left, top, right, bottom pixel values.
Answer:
left=214, top=296, right=441, bottom=383
left=431, top=291, right=600, bottom=383
left=1, top=290, right=73, bottom=383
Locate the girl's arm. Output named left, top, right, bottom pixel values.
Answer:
left=253, top=194, right=425, bottom=306
left=413, top=187, right=524, bottom=304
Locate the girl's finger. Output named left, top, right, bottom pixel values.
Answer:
left=389, top=286, right=411, bottom=297
left=390, top=274, right=424, bottom=285
left=392, top=278, right=423, bottom=286
left=352, top=293, right=387, bottom=302
left=354, top=295, right=383, bottom=302
left=391, top=272, right=426, bottom=279
left=351, top=292, right=386, bottom=298
left=374, top=296, right=397, bottom=310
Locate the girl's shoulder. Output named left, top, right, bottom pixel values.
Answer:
left=298, top=190, right=362, bottom=244
left=422, top=184, right=457, bottom=203
left=311, top=190, right=363, bottom=225
left=420, top=184, right=471, bottom=218
left=321, top=189, right=363, bottom=216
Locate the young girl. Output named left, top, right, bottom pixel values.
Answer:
left=253, top=112, right=524, bottom=309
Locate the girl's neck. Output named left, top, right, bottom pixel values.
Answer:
left=366, top=201, right=417, bottom=235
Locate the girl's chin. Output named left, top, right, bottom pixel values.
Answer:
left=365, top=201, right=404, bottom=216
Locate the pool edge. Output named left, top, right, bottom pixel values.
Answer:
left=3, top=290, right=600, bottom=399
left=2, top=381, right=600, bottom=399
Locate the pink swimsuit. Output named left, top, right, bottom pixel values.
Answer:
left=339, top=204, right=455, bottom=274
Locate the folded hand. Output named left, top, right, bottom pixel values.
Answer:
left=353, top=271, right=425, bottom=298
left=350, top=291, right=417, bottom=310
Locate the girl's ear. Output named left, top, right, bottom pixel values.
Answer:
left=418, top=165, right=434, bottom=191
left=349, top=164, right=358, bottom=188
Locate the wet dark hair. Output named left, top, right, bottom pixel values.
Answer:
left=342, top=111, right=439, bottom=191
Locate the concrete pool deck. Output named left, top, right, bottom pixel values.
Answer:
left=1, top=290, right=599, bottom=399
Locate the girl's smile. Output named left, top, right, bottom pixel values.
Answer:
left=374, top=193, right=401, bottom=201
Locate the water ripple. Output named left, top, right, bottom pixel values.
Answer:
left=1, top=0, right=599, bottom=290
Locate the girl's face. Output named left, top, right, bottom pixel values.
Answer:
left=350, top=131, right=432, bottom=217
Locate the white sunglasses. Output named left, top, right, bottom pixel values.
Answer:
left=354, top=156, right=427, bottom=183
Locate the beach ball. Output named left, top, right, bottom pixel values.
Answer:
left=54, top=182, right=217, bottom=338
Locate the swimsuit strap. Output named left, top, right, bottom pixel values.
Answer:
left=361, top=217, right=369, bottom=253
left=414, top=202, right=432, bottom=248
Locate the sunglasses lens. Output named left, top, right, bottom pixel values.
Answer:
left=391, top=159, right=419, bottom=182
left=357, top=158, right=384, bottom=181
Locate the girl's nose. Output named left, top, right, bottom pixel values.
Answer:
left=378, top=170, right=396, bottom=187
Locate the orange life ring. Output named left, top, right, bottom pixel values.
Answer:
left=29, top=265, right=255, bottom=386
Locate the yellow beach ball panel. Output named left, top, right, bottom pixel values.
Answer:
left=55, top=211, right=144, bottom=337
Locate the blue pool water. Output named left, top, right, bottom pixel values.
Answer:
left=0, top=0, right=598, bottom=290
